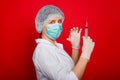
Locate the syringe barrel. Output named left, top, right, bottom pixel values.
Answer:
left=85, top=27, right=88, bottom=38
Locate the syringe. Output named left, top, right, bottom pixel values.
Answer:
left=85, top=20, right=88, bottom=38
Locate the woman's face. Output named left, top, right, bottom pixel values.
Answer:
left=42, top=17, right=62, bottom=34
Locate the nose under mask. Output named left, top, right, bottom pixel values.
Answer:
left=46, top=23, right=62, bottom=40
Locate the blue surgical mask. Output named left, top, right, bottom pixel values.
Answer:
left=46, top=23, right=62, bottom=40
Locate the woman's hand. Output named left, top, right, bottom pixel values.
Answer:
left=81, top=36, right=95, bottom=60
left=67, top=27, right=82, bottom=49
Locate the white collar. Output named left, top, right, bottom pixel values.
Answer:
left=35, top=38, right=63, bottom=49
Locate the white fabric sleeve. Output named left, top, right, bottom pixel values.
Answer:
left=35, top=47, right=78, bottom=80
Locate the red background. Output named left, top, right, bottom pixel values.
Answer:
left=0, top=0, right=120, bottom=80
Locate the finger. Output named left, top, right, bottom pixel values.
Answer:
left=93, top=42, right=95, bottom=45
left=87, top=36, right=90, bottom=40
left=70, top=28, right=73, bottom=33
left=88, top=36, right=93, bottom=42
left=82, top=36, right=85, bottom=40
left=66, top=38, right=70, bottom=41
left=73, top=27, right=75, bottom=30
left=79, top=28, right=82, bottom=34
left=70, top=28, right=73, bottom=31
left=90, top=38, right=92, bottom=42
left=87, top=36, right=92, bottom=42
left=76, top=27, right=78, bottom=32
left=72, top=27, right=75, bottom=32
left=92, top=42, right=95, bottom=47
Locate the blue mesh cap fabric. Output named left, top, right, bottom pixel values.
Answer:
left=35, top=5, right=64, bottom=33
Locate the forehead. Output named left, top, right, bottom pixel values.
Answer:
left=47, top=14, right=62, bottom=20
left=49, top=17, right=62, bottom=21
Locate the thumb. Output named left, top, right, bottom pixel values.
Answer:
left=66, top=38, right=70, bottom=41
left=82, top=36, right=85, bottom=40
left=79, top=28, right=82, bottom=34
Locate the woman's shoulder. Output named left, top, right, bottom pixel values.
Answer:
left=34, top=39, right=56, bottom=55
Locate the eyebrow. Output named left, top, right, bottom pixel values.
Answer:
left=58, top=19, right=62, bottom=20
left=48, top=18, right=62, bottom=23
left=58, top=19, right=62, bottom=22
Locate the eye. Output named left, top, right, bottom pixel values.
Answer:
left=49, top=20, right=55, bottom=24
left=58, top=19, right=62, bottom=23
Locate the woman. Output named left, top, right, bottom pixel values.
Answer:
left=32, top=5, right=95, bottom=80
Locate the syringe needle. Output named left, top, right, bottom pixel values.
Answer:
left=85, top=19, right=88, bottom=38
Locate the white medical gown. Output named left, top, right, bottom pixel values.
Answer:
left=32, top=39, right=78, bottom=80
